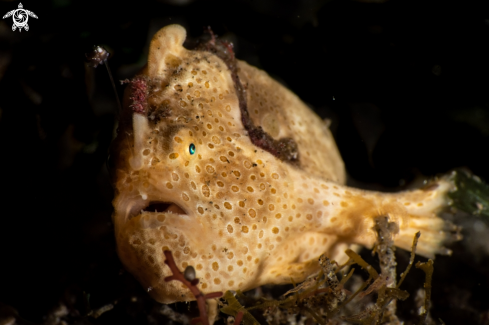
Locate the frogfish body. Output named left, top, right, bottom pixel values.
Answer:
left=111, top=25, right=458, bottom=304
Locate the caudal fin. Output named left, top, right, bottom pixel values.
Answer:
left=392, top=177, right=462, bottom=258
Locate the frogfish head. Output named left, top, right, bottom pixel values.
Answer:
left=110, top=24, right=346, bottom=303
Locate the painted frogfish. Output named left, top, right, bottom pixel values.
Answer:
left=111, top=25, right=460, bottom=304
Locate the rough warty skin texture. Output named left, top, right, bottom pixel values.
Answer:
left=111, top=25, right=456, bottom=304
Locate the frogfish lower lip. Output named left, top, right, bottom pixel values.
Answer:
left=127, top=200, right=188, bottom=220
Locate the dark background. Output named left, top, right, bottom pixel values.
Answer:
left=1, top=0, right=489, bottom=324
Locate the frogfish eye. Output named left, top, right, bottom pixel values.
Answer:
left=189, top=143, right=196, bottom=155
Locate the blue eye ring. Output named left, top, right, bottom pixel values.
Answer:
left=189, top=143, right=196, bottom=155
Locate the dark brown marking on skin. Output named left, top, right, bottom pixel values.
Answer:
left=194, top=29, right=300, bottom=166
left=159, top=125, right=185, bottom=152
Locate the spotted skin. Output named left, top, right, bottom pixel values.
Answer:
left=111, top=25, right=457, bottom=304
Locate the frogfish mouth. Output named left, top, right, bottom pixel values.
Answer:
left=110, top=25, right=461, bottom=304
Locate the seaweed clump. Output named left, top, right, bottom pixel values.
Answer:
left=218, top=216, right=436, bottom=325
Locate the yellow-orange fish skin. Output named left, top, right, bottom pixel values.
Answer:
left=111, top=25, right=457, bottom=304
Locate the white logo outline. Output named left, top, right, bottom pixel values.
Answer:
left=3, top=3, right=38, bottom=32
